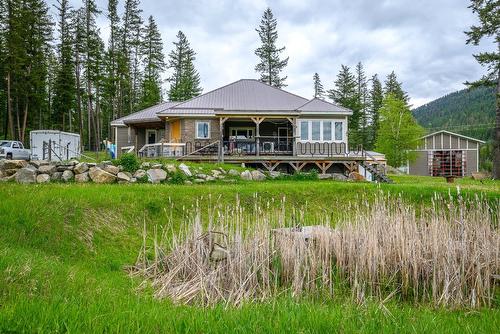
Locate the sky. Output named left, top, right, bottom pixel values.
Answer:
left=62, top=0, right=494, bottom=108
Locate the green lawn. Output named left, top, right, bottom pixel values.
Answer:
left=0, top=176, right=499, bottom=333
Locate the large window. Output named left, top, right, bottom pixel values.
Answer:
left=196, top=121, right=210, bottom=139
left=299, top=120, right=344, bottom=142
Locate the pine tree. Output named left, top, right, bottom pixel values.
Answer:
left=53, top=0, right=75, bottom=132
left=104, top=0, right=120, bottom=123
left=328, top=65, right=360, bottom=147
left=368, top=74, right=383, bottom=149
left=384, top=71, right=409, bottom=104
left=70, top=8, right=85, bottom=145
left=167, top=31, right=202, bottom=101
left=139, top=16, right=165, bottom=108
left=254, top=7, right=288, bottom=88
left=355, top=62, right=369, bottom=148
left=0, top=0, right=7, bottom=138
left=465, top=0, right=500, bottom=179
left=313, top=72, right=324, bottom=98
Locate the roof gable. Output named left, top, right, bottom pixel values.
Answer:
left=421, top=130, right=485, bottom=144
left=111, top=101, right=180, bottom=126
left=165, top=79, right=309, bottom=112
left=297, top=98, right=352, bottom=114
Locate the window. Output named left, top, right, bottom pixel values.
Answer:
left=311, top=121, right=321, bottom=140
left=196, top=121, right=210, bottom=139
left=230, top=127, right=254, bottom=139
left=12, top=142, right=19, bottom=149
left=299, top=120, right=345, bottom=142
left=300, top=121, right=309, bottom=141
left=335, top=122, right=343, bottom=141
left=323, top=121, right=332, bottom=141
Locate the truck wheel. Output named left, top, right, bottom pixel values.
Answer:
left=6, top=153, right=12, bottom=160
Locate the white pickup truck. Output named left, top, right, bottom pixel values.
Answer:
left=0, top=140, right=31, bottom=160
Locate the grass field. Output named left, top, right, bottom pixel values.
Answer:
left=0, top=175, right=499, bottom=333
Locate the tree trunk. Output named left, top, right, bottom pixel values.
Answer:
left=75, top=58, right=83, bottom=150
left=6, top=72, right=14, bottom=139
left=493, top=66, right=500, bottom=179
left=21, top=99, right=28, bottom=143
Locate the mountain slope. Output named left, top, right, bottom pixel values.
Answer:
left=412, top=86, right=496, bottom=141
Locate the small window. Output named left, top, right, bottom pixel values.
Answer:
left=323, top=121, right=332, bottom=141
left=311, top=121, right=321, bottom=141
left=12, top=142, right=19, bottom=149
left=335, top=122, right=343, bottom=141
left=300, top=121, right=309, bottom=141
left=196, top=121, right=210, bottom=139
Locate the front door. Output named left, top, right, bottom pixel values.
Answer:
left=170, top=120, right=181, bottom=142
left=146, top=130, right=157, bottom=144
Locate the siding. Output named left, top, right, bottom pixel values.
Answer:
left=181, top=118, right=220, bottom=144
left=409, top=151, right=429, bottom=176
left=115, top=126, right=135, bottom=157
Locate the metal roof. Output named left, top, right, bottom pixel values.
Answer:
left=110, top=101, right=181, bottom=126
left=161, top=79, right=309, bottom=113
left=420, top=130, right=485, bottom=144
left=297, top=97, right=352, bottom=114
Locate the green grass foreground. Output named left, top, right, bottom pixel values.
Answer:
left=0, top=176, right=499, bottom=333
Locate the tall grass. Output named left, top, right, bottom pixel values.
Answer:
left=133, top=192, right=499, bottom=309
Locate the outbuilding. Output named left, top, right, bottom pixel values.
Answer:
left=408, top=130, right=484, bottom=177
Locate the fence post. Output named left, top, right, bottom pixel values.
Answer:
left=48, top=141, right=52, bottom=161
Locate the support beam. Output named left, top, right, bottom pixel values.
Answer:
left=218, top=117, right=228, bottom=163
left=290, top=161, right=308, bottom=172
left=251, top=117, right=265, bottom=156
left=262, top=161, right=280, bottom=172
left=287, top=117, right=297, bottom=157
left=315, top=162, right=333, bottom=174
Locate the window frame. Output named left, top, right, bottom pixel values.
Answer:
left=298, top=119, right=345, bottom=143
left=195, top=121, right=211, bottom=140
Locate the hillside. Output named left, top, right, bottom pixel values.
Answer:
left=412, top=86, right=496, bottom=141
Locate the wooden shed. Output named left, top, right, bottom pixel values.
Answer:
left=408, top=130, right=485, bottom=177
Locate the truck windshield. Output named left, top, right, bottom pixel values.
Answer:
left=0, top=141, right=11, bottom=147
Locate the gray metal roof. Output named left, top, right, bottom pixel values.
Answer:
left=160, top=79, right=309, bottom=114
left=110, top=101, right=181, bottom=126
left=297, top=98, right=352, bottom=114
left=160, top=108, right=216, bottom=116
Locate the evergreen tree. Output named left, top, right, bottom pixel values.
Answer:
left=254, top=7, right=288, bottom=88
left=70, top=7, right=85, bottom=144
left=328, top=65, right=361, bottom=147
left=368, top=74, right=383, bottom=149
left=104, top=0, right=120, bottom=124
left=139, top=16, right=164, bottom=108
left=0, top=0, right=7, bottom=138
left=465, top=0, right=500, bottom=179
left=375, top=94, right=425, bottom=167
left=53, top=0, right=75, bottom=132
left=167, top=31, right=202, bottom=101
left=384, top=71, right=409, bottom=104
left=355, top=62, right=369, bottom=148
left=313, top=72, right=324, bottom=98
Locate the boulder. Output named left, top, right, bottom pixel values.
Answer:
left=3, top=169, right=18, bottom=176
left=133, top=169, right=146, bottom=179
left=228, top=169, right=239, bottom=176
left=38, top=164, right=57, bottom=175
left=15, top=167, right=36, bottom=184
left=129, top=177, right=137, bottom=183
left=51, top=172, right=63, bottom=181
left=29, top=160, right=49, bottom=168
left=75, top=172, right=90, bottom=183
left=348, top=171, right=365, bottom=181
left=196, top=173, right=208, bottom=179
left=89, top=167, right=116, bottom=184
left=269, top=171, right=282, bottom=179
left=240, top=170, right=252, bottom=181
left=193, top=178, right=205, bottom=183
left=117, top=172, right=131, bottom=182
left=25, top=164, right=38, bottom=173
left=151, top=163, right=163, bottom=169
left=36, top=174, right=51, bottom=183
left=178, top=163, right=192, bottom=177
left=140, top=162, right=151, bottom=169
left=332, top=173, right=348, bottom=181
left=62, top=170, right=74, bottom=182
left=147, top=168, right=167, bottom=184
left=103, top=164, right=119, bottom=175
left=0, top=173, right=16, bottom=182
left=184, top=180, right=192, bottom=185
left=57, top=165, right=74, bottom=172
left=251, top=170, right=266, bottom=181
left=318, top=174, right=332, bottom=180
left=206, top=176, right=216, bottom=181
left=0, top=159, right=28, bottom=171
left=73, top=162, right=89, bottom=174
left=165, top=164, right=177, bottom=173
left=211, top=169, right=222, bottom=177
left=68, top=159, right=79, bottom=166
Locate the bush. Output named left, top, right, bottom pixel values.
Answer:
left=115, top=153, right=140, bottom=173
left=290, top=170, right=318, bottom=181
left=169, top=172, right=187, bottom=184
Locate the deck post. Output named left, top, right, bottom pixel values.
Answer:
left=218, top=117, right=227, bottom=163
left=251, top=117, right=265, bottom=156
left=287, top=117, right=297, bottom=156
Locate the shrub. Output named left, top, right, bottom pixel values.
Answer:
left=115, top=153, right=140, bottom=173
left=169, top=172, right=187, bottom=184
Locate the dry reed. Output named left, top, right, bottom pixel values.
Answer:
left=131, top=192, right=499, bottom=308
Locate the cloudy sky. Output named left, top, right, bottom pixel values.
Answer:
left=63, top=0, right=494, bottom=107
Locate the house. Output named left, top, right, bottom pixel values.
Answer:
left=111, top=79, right=387, bottom=179
left=408, top=130, right=484, bottom=177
